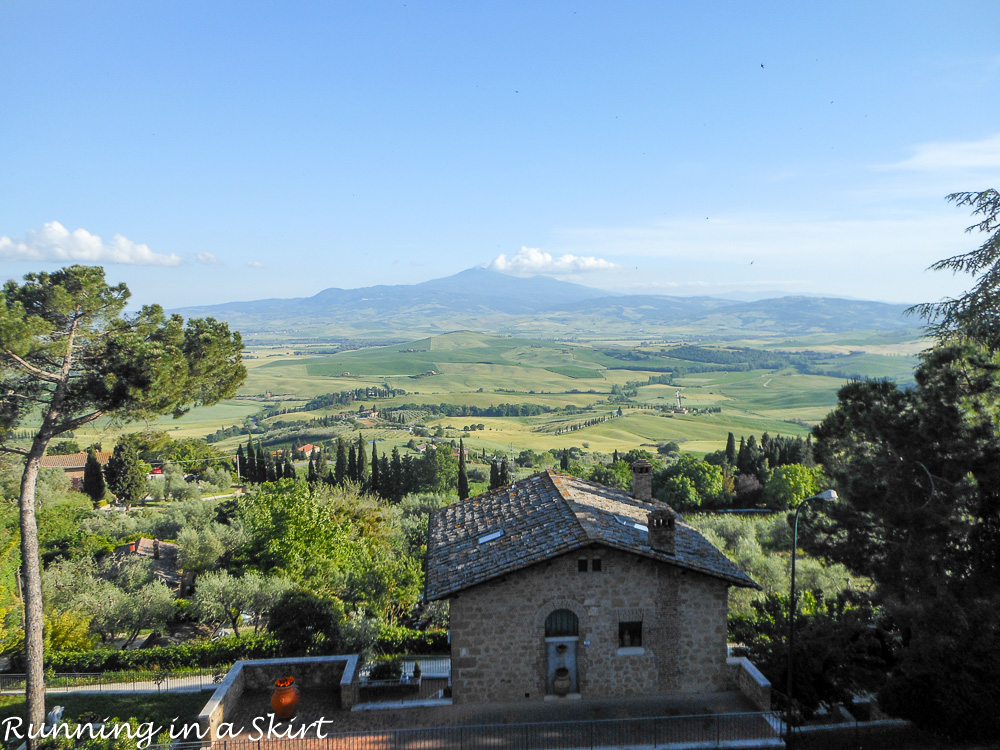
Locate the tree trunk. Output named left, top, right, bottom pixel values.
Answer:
left=18, top=441, right=47, bottom=748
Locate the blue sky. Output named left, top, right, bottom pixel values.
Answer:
left=2, top=1, right=1000, bottom=308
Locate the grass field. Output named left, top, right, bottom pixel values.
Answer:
left=0, top=691, right=208, bottom=730
left=72, top=330, right=920, bottom=458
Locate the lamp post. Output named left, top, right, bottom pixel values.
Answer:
left=786, top=489, right=838, bottom=744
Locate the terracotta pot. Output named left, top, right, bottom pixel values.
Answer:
left=271, top=681, right=300, bottom=719
left=553, top=667, right=571, bottom=697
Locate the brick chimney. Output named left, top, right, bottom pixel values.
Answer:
left=631, top=460, right=652, bottom=502
left=647, top=508, right=676, bottom=555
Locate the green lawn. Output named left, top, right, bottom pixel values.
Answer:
left=0, top=690, right=209, bottom=729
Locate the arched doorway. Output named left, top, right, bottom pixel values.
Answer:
left=544, top=608, right=579, bottom=695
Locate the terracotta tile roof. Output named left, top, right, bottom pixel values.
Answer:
left=425, top=470, right=758, bottom=601
left=40, top=451, right=112, bottom=469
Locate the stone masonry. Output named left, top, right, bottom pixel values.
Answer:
left=449, top=545, right=730, bottom=704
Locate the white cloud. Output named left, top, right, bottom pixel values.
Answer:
left=0, top=221, right=181, bottom=266
left=884, top=133, right=1000, bottom=171
left=197, top=252, right=220, bottom=264
left=488, top=246, right=617, bottom=276
left=246, top=261, right=264, bottom=268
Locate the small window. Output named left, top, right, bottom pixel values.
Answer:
left=591, top=558, right=602, bottom=572
left=477, top=529, right=503, bottom=544
left=619, top=621, right=642, bottom=647
left=577, top=559, right=588, bottom=572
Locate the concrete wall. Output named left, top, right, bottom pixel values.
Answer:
left=448, top=546, right=730, bottom=704
left=197, top=655, right=359, bottom=741
left=727, top=656, right=772, bottom=711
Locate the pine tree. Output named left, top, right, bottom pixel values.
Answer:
left=725, top=433, right=737, bottom=466
left=458, top=438, right=469, bottom=500
left=370, top=441, right=380, bottom=496
left=82, top=448, right=106, bottom=504
left=335, top=438, right=348, bottom=485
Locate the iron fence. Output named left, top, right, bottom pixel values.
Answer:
left=0, top=668, right=225, bottom=693
left=159, top=711, right=783, bottom=750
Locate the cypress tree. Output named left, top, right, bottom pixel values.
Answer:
left=736, top=437, right=748, bottom=475
left=357, top=434, right=367, bottom=484
left=104, top=440, right=146, bottom=508
left=613, top=449, right=620, bottom=464
left=307, top=455, right=317, bottom=483
left=335, top=438, right=348, bottom=485
left=314, top=449, right=328, bottom=479
left=499, top=459, right=510, bottom=486
left=264, top=447, right=277, bottom=482
left=379, top=454, right=390, bottom=499
left=560, top=450, right=570, bottom=471
left=236, top=444, right=248, bottom=484
left=490, top=460, right=500, bottom=489
left=370, top=441, right=380, bottom=496
left=246, top=437, right=257, bottom=484
left=390, top=447, right=403, bottom=502
left=256, top=440, right=269, bottom=483
left=725, top=433, right=737, bottom=466
left=347, top=444, right=357, bottom=482
left=458, top=438, right=469, bottom=500
left=82, top=448, right=106, bottom=504
left=283, top=457, right=296, bottom=480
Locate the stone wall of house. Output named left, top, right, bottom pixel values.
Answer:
left=448, top=546, right=730, bottom=704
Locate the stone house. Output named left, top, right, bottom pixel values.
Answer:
left=424, top=463, right=759, bottom=704
left=39, top=450, right=111, bottom=490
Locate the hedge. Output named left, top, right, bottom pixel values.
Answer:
left=375, top=625, right=448, bottom=655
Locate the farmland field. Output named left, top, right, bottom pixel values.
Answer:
left=74, top=330, right=922, bottom=459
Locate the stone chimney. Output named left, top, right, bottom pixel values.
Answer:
left=647, top=508, right=676, bottom=555
left=631, top=460, right=653, bottom=502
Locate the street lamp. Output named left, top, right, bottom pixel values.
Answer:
left=786, top=489, right=838, bottom=743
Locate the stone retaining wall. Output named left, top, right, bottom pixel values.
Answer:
left=726, top=656, right=771, bottom=711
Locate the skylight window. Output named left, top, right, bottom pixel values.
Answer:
left=478, top=529, right=504, bottom=544
left=614, top=515, right=648, bottom=533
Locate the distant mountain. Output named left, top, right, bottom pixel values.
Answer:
left=172, top=268, right=919, bottom=339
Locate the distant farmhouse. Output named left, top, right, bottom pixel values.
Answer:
left=425, top=462, right=759, bottom=703
left=40, top=451, right=111, bottom=490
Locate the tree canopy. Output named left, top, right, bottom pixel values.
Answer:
left=0, top=265, right=245, bottom=741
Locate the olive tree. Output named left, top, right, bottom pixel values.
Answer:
left=0, top=265, right=245, bottom=741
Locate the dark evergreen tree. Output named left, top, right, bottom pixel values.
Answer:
left=264, top=448, right=277, bottom=482
left=370, top=442, right=380, bottom=496
left=236, top=444, right=248, bottom=484
left=82, top=448, right=106, bottom=504
left=307, top=455, right=317, bottom=483
left=357, top=434, right=367, bottom=485
left=335, top=438, right=348, bottom=486
left=613, top=449, right=620, bottom=464
left=725, top=432, right=737, bottom=466
left=246, top=437, right=257, bottom=485
left=458, top=438, right=469, bottom=500
left=347, top=444, right=357, bottom=482
left=499, top=459, right=510, bottom=486
left=736, top=436, right=748, bottom=475
left=104, top=440, right=146, bottom=507
left=389, top=447, right=403, bottom=502
left=560, top=449, right=570, bottom=471
left=283, top=457, right=296, bottom=480
left=490, top=460, right=500, bottom=489
left=378, top=454, right=390, bottom=498
left=314, top=449, right=328, bottom=479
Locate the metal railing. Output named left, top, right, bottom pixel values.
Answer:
left=159, top=711, right=783, bottom=750
left=0, top=668, right=225, bottom=693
